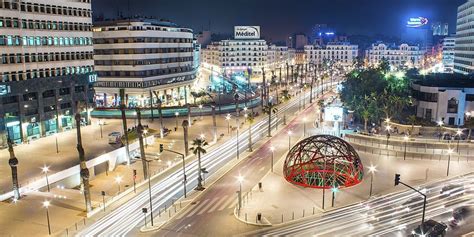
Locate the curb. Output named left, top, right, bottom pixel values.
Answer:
left=233, top=206, right=272, bottom=227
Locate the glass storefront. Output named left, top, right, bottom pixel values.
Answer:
left=44, top=119, right=58, bottom=135
left=26, top=122, right=41, bottom=140
left=5, top=116, right=22, bottom=143
left=61, top=115, right=73, bottom=130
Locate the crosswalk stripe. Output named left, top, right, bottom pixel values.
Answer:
left=196, top=198, right=219, bottom=215
left=207, top=195, right=229, bottom=213
left=218, top=195, right=236, bottom=211
left=228, top=198, right=239, bottom=209
left=186, top=199, right=210, bottom=218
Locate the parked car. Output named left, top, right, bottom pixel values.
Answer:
left=108, top=132, right=122, bottom=144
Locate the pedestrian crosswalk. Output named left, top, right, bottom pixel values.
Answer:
left=176, top=195, right=238, bottom=219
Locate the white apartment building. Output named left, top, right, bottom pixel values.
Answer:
left=442, top=36, right=455, bottom=73
left=365, top=43, right=424, bottom=68
left=201, top=39, right=268, bottom=75
left=93, top=18, right=197, bottom=107
left=0, top=0, right=95, bottom=145
left=266, top=45, right=296, bottom=70
left=304, top=42, right=358, bottom=66
left=454, top=0, right=474, bottom=74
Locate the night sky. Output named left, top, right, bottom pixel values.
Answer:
left=93, top=0, right=464, bottom=41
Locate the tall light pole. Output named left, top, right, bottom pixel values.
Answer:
left=437, top=120, right=444, bottom=141
left=236, top=116, right=240, bottom=159
left=456, top=130, right=462, bottom=153
left=303, top=117, right=307, bottom=137
left=115, top=176, right=122, bottom=193
left=403, top=135, right=409, bottom=160
left=175, top=112, right=179, bottom=131
left=270, top=146, right=275, bottom=172
left=237, top=175, right=244, bottom=210
left=43, top=201, right=52, bottom=235
left=98, top=120, right=104, bottom=139
left=385, top=125, right=391, bottom=148
left=288, top=130, right=292, bottom=150
left=368, top=165, right=377, bottom=197
left=182, top=120, right=190, bottom=157
left=42, top=166, right=50, bottom=192
left=447, top=148, right=453, bottom=176
left=212, top=106, right=217, bottom=142
left=55, top=133, right=59, bottom=153
left=226, top=114, right=231, bottom=134
left=136, top=109, right=148, bottom=179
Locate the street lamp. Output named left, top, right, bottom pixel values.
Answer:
left=447, top=149, right=454, bottom=176
left=368, top=165, right=377, bottom=197
left=403, top=135, right=409, bottom=160
left=270, top=146, right=275, bottom=172
left=287, top=130, right=292, bottom=151
left=98, top=119, right=104, bottom=139
left=42, top=166, right=51, bottom=192
left=437, top=120, right=444, bottom=141
left=237, top=175, right=244, bottom=210
left=385, top=125, right=391, bottom=148
left=331, top=186, right=339, bottom=207
left=199, top=104, right=203, bottom=120
left=55, top=133, right=59, bottom=153
left=115, top=176, right=123, bottom=193
left=43, top=201, right=52, bottom=235
left=226, top=114, right=231, bottom=134
left=456, top=130, right=462, bottom=153
left=143, top=129, right=148, bottom=148
left=175, top=112, right=179, bottom=131
left=303, top=117, right=307, bottom=137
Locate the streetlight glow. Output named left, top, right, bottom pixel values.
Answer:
left=43, top=200, right=50, bottom=208
left=270, top=146, right=275, bottom=152
left=115, top=176, right=123, bottom=184
left=42, top=166, right=49, bottom=173
left=237, top=175, right=244, bottom=183
left=404, top=135, right=409, bottom=141
left=368, top=165, right=377, bottom=174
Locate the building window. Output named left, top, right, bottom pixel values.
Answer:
left=447, top=97, right=458, bottom=114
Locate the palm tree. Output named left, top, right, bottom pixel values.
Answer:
left=246, top=114, right=255, bottom=151
left=407, top=115, right=417, bottom=135
left=191, top=137, right=208, bottom=190
left=361, top=109, right=370, bottom=132
left=263, top=102, right=278, bottom=137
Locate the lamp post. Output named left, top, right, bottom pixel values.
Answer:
left=175, top=112, right=179, bottom=131
left=143, top=129, right=148, bottom=149
left=270, top=146, right=275, bottom=172
left=331, top=186, right=339, bottom=207
left=115, top=176, right=122, bottom=193
left=368, top=165, right=377, bottom=197
left=403, top=135, right=409, bottom=160
left=456, top=130, right=462, bottom=153
left=226, top=114, right=231, bottom=134
left=437, top=120, right=444, bottom=141
left=199, top=104, right=203, bottom=120
left=288, top=130, right=292, bottom=151
left=98, top=119, right=104, bottom=139
left=43, top=201, right=52, bottom=235
left=385, top=125, right=391, bottom=148
left=237, top=175, right=244, bottom=210
left=42, top=166, right=50, bottom=192
left=55, top=133, right=59, bottom=153
left=8, top=139, right=20, bottom=200
left=447, top=149, right=453, bottom=176
left=303, top=117, right=307, bottom=137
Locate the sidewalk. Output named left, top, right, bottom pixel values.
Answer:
left=234, top=113, right=474, bottom=227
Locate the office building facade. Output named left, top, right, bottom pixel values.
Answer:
left=365, top=43, right=424, bottom=69
left=0, top=0, right=95, bottom=145
left=454, top=0, right=474, bottom=75
left=305, top=42, right=358, bottom=66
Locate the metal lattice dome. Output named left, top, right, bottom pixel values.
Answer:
left=283, top=135, right=363, bottom=189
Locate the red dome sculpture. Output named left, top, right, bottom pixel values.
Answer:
left=283, top=135, right=363, bottom=189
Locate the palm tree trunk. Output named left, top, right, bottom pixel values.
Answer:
left=197, top=151, right=203, bottom=190
left=364, top=118, right=368, bottom=132
left=268, top=110, right=272, bottom=137
left=75, top=112, right=92, bottom=212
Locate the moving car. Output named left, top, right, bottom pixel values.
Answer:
left=411, top=219, right=447, bottom=237
left=108, top=132, right=122, bottom=144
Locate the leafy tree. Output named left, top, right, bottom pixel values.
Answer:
left=263, top=102, right=278, bottom=137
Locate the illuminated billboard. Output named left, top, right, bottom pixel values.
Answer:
left=324, top=106, right=344, bottom=122
left=234, top=26, right=261, bottom=39
left=407, top=17, right=429, bottom=28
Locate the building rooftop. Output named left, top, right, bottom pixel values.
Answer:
left=412, top=73, right=474, bottom=88
left=94, top=17, right=180, bottom=28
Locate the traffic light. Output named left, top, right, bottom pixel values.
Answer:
left=395, top=174, right=401, bottom=186
left=159, top=144, right=164, bottom=153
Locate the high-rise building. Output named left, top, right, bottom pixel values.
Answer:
left=455, top=0, right=474, bottom=75
left=442, top=36, right=455, bottom=73
left=0, top=0, right=95, bottom=145
left=432, top=22, right=449, bottom=36
left=92, top=18, right=197, bottom=108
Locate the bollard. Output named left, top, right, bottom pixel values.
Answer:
left=159, top=209, right=161, bottom=217
left=313, top=207, right=315, bottom=215
left=75, top=223, right=78, bottom=230
left=245, top=213, right=248, bottom=223
left=303, top=209, right=305, bottom=217
left=169, top=209, right=171, bottom=218
left=257, top=213, right=262, bottom=223
left=174, top=205, right=177, bottom=213
left=66, top=228, right=69, bottom=236
left=281, top=214, right=284, bottom=223
left=164, top=204, right=167, bottom=212
left=180, top=201, right=182, bottom=208
left=292, top=211, right=294, bottom=220
left=83, top=218, right=86, bottom=225
left=258, top=182, right=262, bottom=191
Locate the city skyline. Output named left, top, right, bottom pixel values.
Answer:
left=93, top=0, right=464, bottom=40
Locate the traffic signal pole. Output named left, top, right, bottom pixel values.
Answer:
left=394, top=174, right=426, bottom=233
left=160, top=145, right=187, bottom=198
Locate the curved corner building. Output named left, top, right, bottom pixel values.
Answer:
left=93, top=18, right=198, bottom=108
left=284, top=135, right=364, bottom=189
